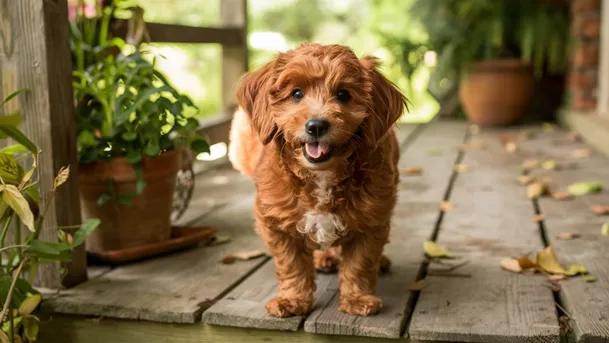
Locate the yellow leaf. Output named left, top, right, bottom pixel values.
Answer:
left=518, top=175, right=536, bottom=185
left=602, top=223, right=609, bottom=237
left=423, top=241, right=453, bottom=258
left=557, top=232, right=580, bottom=240
left=454, top=164, right=468, bottom=173
left=400, top=167, right=423, bottom=176
left=18, top=294, right=41, bottom=316
left=564, top=264, right=587, bottom=277
left=536, top=247, right=566, bottom=274
left=517, top=256, right=537, bottom=269
left=568, top=182, right=603, bottom=196
left=500, top=258, right=522, bottom=273
left=504, top=142, right=517, bottom=153
left=542, top=160, right=557, bottom=170
left=439, top=201, right=455, bottom=211
left=0, top=184, right=34, bottom=231
left=54, top=166, right=70, bottom=189
left=583, top=275, right=597, bottom=282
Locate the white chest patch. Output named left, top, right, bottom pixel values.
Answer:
left=297, top=172, right=346, bottom=248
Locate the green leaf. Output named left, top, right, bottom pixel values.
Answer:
left=0, top=88, right=29, bottom=108
left=27, top=240, right=71, bottom=256
left=568, top=182, right=604, bottom=196
left=117, top=194, right=134, bottom=207
left=126, top=151, right=142, bottom=164
left=184, top=118, right=199, bottom=131
left=121, top=131, right=138, bottom=141
left=18, top=294, right=41, bottom=316
left=0, top=126, right=37, bottom=153
left=0, top=113, right=23, bottom=128
left=144, top=142, right=161, bottom=157
left=23, top=186, right=40, bottom=205
left=97, top=193, right=113, bottom=207
left=0, top=152, right=25, bottom=184
left=190, top=138, right=210, bottom=154
left=1, top=184, right=35, bottom=231
left=133, top=165, right=146, bottom=195
left=71, top=218, right=100, bottom=247
left=77, top=130, right=96, bottom=147
left=0, top=144, right=28, bottom=155
left=23, top=315, right=39, bottom=341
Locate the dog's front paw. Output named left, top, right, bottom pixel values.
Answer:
left=339, top=294, right=382, bottom=316
left=314, top=249, right=340, bottom=273
left=266, top=297, right=312, bottom=318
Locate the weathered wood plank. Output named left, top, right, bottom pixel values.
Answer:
left=220, top=0, right=248, bottom=113
left=408, top=127, right=560, bottom=343
left=42, top=169, right=267, bottom=323
left=301, top=121, right=468, bottom=339
left=0, top=0, right=85, bottom=287
left=516, top=127, right=609, bottom=343
left=38, top=314, right=416, bottom=343
left=201, top=123, right=423, bottom=332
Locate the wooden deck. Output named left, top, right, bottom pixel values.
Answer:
left=38, top=120, right=609, bottom=343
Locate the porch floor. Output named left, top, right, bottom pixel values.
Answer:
left=39, top=120, right=609, bottom=343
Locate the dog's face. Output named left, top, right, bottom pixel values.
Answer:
left=237, top=43, right=406, bottom=170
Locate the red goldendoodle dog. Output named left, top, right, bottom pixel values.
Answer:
left=228, top=43, right=406, bottom=317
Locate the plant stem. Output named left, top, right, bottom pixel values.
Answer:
left=0, top=215, right=14, bottom=271
left=0, top=245, right=27, bottom=254
left=0, top=258, right=27, bottom=325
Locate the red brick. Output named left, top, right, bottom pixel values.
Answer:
left=573, top=42, right=600, bottom=67
left=572, top=0, right=601, bottom=13
left=574, top=16, right=601, bottom=38
left=571, top=90, right=597, bottom=111
left=569, top=69, right=598, bottom=89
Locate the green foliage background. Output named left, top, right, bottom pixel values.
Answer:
left=134, top=0, right=438, bottom=123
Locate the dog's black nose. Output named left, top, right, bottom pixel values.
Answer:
left=305, top=119, right=329, bottom=137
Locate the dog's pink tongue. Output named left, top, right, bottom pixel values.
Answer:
left=305, top=142, right=329, bottom=159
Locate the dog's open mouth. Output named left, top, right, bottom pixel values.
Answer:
left=303, top=142, right=332, bottom=163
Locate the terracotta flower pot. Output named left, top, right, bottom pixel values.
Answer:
left=459, top=59, right=534, bottom=127
left=79, top=150, right=181, bottom=253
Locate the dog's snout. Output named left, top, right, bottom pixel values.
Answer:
left=305, top=119, right=329, bottom=137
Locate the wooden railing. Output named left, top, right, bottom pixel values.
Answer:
left=0, top=0, right=247, bottom=288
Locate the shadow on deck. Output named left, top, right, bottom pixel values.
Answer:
left=39, top=120, right=609, bottom=343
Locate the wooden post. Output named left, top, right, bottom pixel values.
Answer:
left=220, top=0, right=249, bottom=114
left=0, top=0, right=86, bottom=287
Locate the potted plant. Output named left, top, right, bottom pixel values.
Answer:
left=388, top=0, right=570, bottom=126
left=0, top=89, right=99, bottom=342
left=70, top=2, right=210, bottom=253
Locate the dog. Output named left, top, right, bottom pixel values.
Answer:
left=228, top=43, right=406, bottom=317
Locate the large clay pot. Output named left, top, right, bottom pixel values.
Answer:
left=79, top=150, right=181, bottom=253
left=459, top=59, right=534, bottom=126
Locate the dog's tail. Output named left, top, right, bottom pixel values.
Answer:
left=228, top=106, right=263, bottom=177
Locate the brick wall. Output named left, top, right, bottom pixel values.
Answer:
left=569, top=0, right=602, bottom=111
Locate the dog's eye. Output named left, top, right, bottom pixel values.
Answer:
left=336, top=89, right=351, bottom=103
left=291, top=89, right=304, bottom=101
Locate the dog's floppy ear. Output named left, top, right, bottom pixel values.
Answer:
left=360, top=56, right=407, bottom=148
left=235, top=60, right=278, bottom=145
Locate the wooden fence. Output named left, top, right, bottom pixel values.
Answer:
left=0, top=0, right=248, bottom=288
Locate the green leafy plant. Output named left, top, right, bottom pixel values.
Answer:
left=71, top=3, right=210, bottom=206
left=0, top=89, right=100, bottom=342
left=385, top=0, right=571, bottom=83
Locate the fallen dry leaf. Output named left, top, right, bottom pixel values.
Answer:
left=500, top=258, right=522, bottom=273
left=533, top=214, right=545, bottom=222
left=518, top=256, right=537, bottom=269
left=401, top=167, right=423, bottom=176
left=551, top=192, right=574, bottom=201
left=221, top=256, right=237, bottom=265
left=455, top=141, right=485, bottom=151
left=439, top=201, right=455, bottom=211
left=536, top=247, right=566, bottom=274
left=571, top=148, right=591, bottom=159
left=454, top=164, right=468, bottom=173
left=518, top=175, right=536, bottom=185
left=423, top=241, right=453, bottom=258
left=232, top=250, right=266, bottom=260
left=591, top=205, right=609, bottom=215
left=527, top=182, right=549, bottom=199
left=408, top=279, right=428, bottom=291
left=542, top=160, right=557, bottom=170
left=557, top=232, right=581, bottom=240
left=602, top=223, right=609, bottom=236
left=427, top=148, right=444, bottom=156
left=568, top=182, right=604, bottom=196
left=522, top=159, right=540, bottom=169
left=504, top=142, right=517, bottom=153
left=210, top=235, right=232, bottom=246
left=564, top=264, right=587, bottom=276
left=549, top=274, right=566, bottom=281
left=583, top=275, right=597, bottom=282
